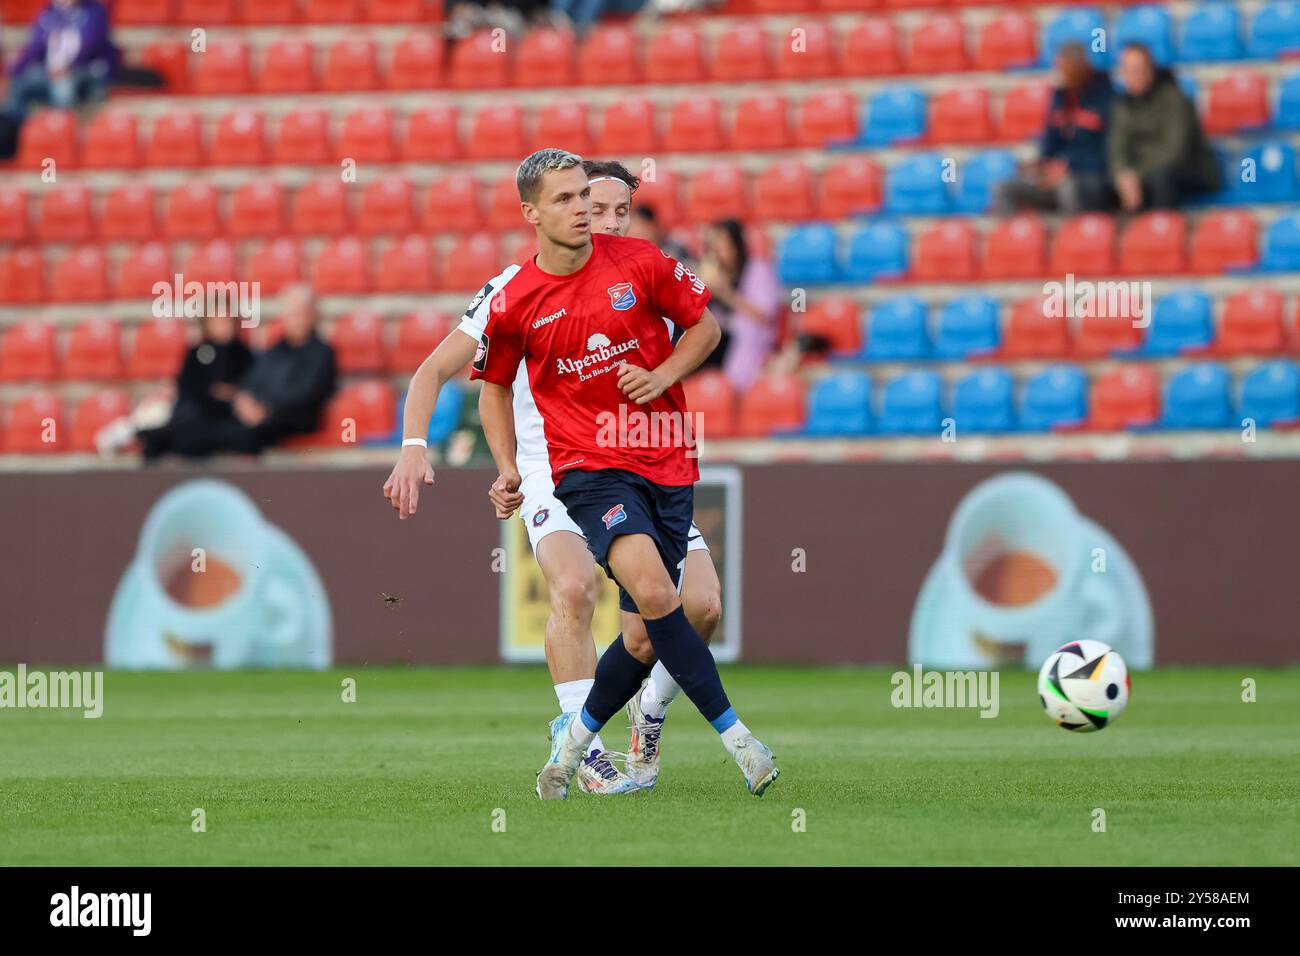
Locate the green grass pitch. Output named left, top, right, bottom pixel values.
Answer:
left=2, top=666, right=1297, bottom=866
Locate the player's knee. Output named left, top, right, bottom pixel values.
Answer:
left=622, top=627, right=653, bottom=662
left=633, top=581, right=681, bottom=620
left=685, top=588, right=722, bottom=643
left=549, top=572, right=597, bottom=624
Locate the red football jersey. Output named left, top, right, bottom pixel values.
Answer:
left=470, top=234, right=711, bottom=486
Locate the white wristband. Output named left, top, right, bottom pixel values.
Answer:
left=402, top=438, right=428, bottom=448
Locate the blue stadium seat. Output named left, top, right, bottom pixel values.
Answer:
left=1276, top=73, right=1300, bottom=128
left=845, top=221, right=908, bottom=283
left=1240, top=360, right=1300, bottom=426
left=1261, top=213, right=1300, bottom=271
left=1115, top=5, right=1174, bottom=65
left=395, top=381, right=464, bottom=446
left=859, top=86, right=926, bottom=147
left=952, top=368, right=1016, bottom=433
left=1224, top=141, right=1297, bottom=203
left=879, top=370, right=944, bottom=435
left=1247, top=2, right=1300, bottom=60
left=864, top=295, right=929, bottom=360
left=777, top=224, right=840, bottom=285
left=934, top=295, right=1001, bottom=359
left=1020, top=366, right=1087, bottom=431
left=953, top=149, right=1017, bottom=214
left=885, top=153, right=950, bottom=214
left=1162, top=363, right=1233, bottom=428
left=1179, top=3, right=1244, bottom=62
left=1145, top=290, right=1215, bottom=355
left=1042, top=8, right=1110, bottom=69
left=804, top=371, right=874, bottom=436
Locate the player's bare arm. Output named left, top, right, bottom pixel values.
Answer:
left=618, top=308, right=722, bottom=406
left=479, top=381, right=524, bottom=519
left=382, top=329, right=477, bottom=520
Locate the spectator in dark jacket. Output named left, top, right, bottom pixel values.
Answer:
left=3, top=0, right=120, bottom=123
left=997, top=43, right=1113, bottom=214
left=1109, top=43, right=1220, bottom=211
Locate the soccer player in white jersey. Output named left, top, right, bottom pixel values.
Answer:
left=383, top=159, right=723, bottom=794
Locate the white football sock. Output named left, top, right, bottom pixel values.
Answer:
left=640, top=662, right=681, bottom=719
left=555, top=679, right=603, bottom=757
left=719, top=720, right=751, bottom=753
left=568, top=713, right=597, bottom=752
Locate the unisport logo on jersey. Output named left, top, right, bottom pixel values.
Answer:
left=607, top=282, right=637, bottom=311
left=602, top=504, right=627, bottom=530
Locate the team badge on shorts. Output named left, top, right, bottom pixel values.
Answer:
left=607, top=282, right=636, bottom=311
left=532, top=508, right=550, bottom=528
left=602, top=504, right=627, bottom=529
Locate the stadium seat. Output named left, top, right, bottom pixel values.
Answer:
left=1248, top=2, right=1300, bottom=58
left=420, top=172, right=482, bottom=234
left=864, top=296, right=928, bottom=360
left=534, top=101, right=591, bottom=155
left=70, top=389, right=131, bottom=453
left=1003, top=296, right=1069, bottom=358
left=1204, top=71, right=1270, bottom=135
left=804, top=372, right=873, bottom=436
left=1051, top=213, right=1115, bottom=275
left=17, top=109, right=77, bottom=170
left=331, top=310, right=388, bottom=373
left=82, top=111, right=140, bottom=169
left=312, top=236, right=370, bottom=294
left=737, top=373, right=806, bottom=436
left=258, top=38, right=316, bottom=93
left=754, top=161, right=814, bottom=221
left=796, top=90, right=857, bottom=149
left=801, top=298, right=861, bottom=355
left=1277, top=73, right=1300, bottom=128
left=0, top=248, right=44, bottom=304
left=1229, top=142, right=1297, bottom=203
left=359, top=177, right=416, bottom=235
left=1179, top=4, right=1243, bottom=62
left=1162, top=363, right=1233, bottom=428
left=879, top=371, right=943, bottom=435
left=292, top=177, right=351, bottom=236
left=999, top=82, right=1052, bottom=142
left=181, top=238, right=236, bottom=287
left=237, top=0, right=295, bottom=21
left=0, top=319, right=57, bottom=381
left=113, top=0, right=172, bottom=24
left=983, top=214, right=1047, bottom=279
left=843, top=19, right=903, bottom=77
left=860, top=86, right=926, bottom=146
left=666, top=98, right=724, bottom=153
left=1042, top=8, right=1110, bottom=69
left=1190, top=209, right=1257, bottom=272
left=914, top=222, right=977, bottom=281
left=115, top=242, right=172, bottom=299
left=597, top=98, right=658, bottom=155
left=515, top=28, right=576, bottom=87
left=1120, top=211, right=1186, bottom=275
left=338, top=107, right=395, bottom=163
left=102, top=183, right=158, bottom=243
left=1218, top=288, right=1286, bottom=354
left=0, top=187, right=28, bottom=242
left=1145, top=290, right=1214, bottom=355
left=731, top=94, right=790, bottom=151
left=845, top=221, right=908, bottom=282
left=229, top=179, right=286, bottom=238
left=1114, top=5, right=1174, bottom=64
left=954, top=149, right=1017, bottom=213
left=816, top=156, right=881, bottom=219
left=684, top=164, right=748, bottom=224
left=424, top=380, right=465, bottom=445
left=272, top=110, right=331, bottom=165
left=145, top=110, right=204, bottom=169
left=388, top=33, right=442, bottom=90
left=935, top=295, right=1000, bottom=358
left=63, top=317, right=123, bottom=381
left=682, top=371, right=738, bottom=439
left=2, top=391, right=63, bottom=453
left=402, top=104, right=461, bottom=162
left=303, top=380, right=393, bottom=446
left=646, top=24, right=705, bottom=84
left=163, top=181, right=221, bottom=240
left=193, top=38, right=251, bottom=94
left=303, top=0, right=359, bottom=23
left=211, top=108, right=268, bottom=165
left=1261, top=213, right=1300, bottom=271
left=441, top=234, right=501, bottom=292
left=952, top=368, right=1015, bottom=433
left=49, top=246, right=108, bottom=302
left=368, top=0, right=427, bottom=20
left=486, top=174, right=523, bottom=232
left=578, top=26, right=640, bottom=85
left=128, top=317, right=188, bottom=380
left=36, top=185, right=94, bottom=242
left=777, top=21, right=837, bottom=79
left=390, top=309, right=450, bottom=373
left=1089, top=365, right=1160, bottom=431
left=140, top=39, right=189, bottom=93
left=323, top=39, right=380, bottom=93
left=178, top=0, right=235, bottom=24
left=244, top=237, right=302, bottom=295
left=467, top=104, right=526, bottom=161
left=777, top=225, right=839, bottom=284
left=1240, top=361, right=1300, bottom=426
left=885, top=154, right=950, bottom=214
left=929, top=87, right=993, bottom=144
left=909, top=14, right=968, bottom=73
left=376, top=235, right=435, bottom=293
left=1075, top=301, right=1144, bottom=357
left=1021, top=366, right=1088, bottom=432
left=975, top=13, right=1037, bottom=71
left=711, top=23, right=771, bottom=82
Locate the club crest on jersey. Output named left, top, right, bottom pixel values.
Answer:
left=602, top=504, right=627, bottom=530
left=607, top=282, right=636, bottom=311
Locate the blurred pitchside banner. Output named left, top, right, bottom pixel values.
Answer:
left=499, top=467, right=743, bottom=663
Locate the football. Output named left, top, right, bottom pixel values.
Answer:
left=1037, top=640, right=1131, bottom=732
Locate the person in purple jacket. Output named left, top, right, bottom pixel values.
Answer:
left=3, top=0, right=120, bottom=123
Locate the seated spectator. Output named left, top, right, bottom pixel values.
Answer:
left=697, top=219, right=783, bottom=392
left=997, top=43, right=1113, bottom=215
left=1109, top=43, right=1219, bottom=211
left=549, top=0, right=646, bottom=36
left=628, top=206, right=691, bottom=264
left=2, top=0, right=120, bottom=124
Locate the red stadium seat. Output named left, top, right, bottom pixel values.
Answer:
left=450, top=31, right=511, bottom=89
left=178, top=0, right=235, bottom=24
left=312, top=236, right=371, bottom=293
left=502, top=232, right=538, bottom=268
left=272, top=110, right=331, bottom=165
left=390, top=308, right=450, bottom=372
left=63, top=317, right=124, bottom=381
left=534, top=101, right=592, bottom=155
left=817, top=156, right=882, bottom=219
left=754, top=160, right=815, bottom=222
left=999, top=82, right=1052, bottom=142
left=467, top=103, right=526, bottom=161
left=163, top=181, right=221, bottom=241
left=113, top=0, right=173, bottom=24
left=50, top=246, right=108, bottom=302
left=0, top=319, right=57, bottom=381
left=843, top=19, right=903, bottom=77
left=388, top=33, right=442, bottom=90
left=323, top=39, right=380, bottom=93
left=36, top=185, right=94, bottom=242
left=319, top=381, right=394, bottom=445
left=331, top=310, right=389, bottom=372
left=211, top=108, right=267, bottom=165
left=1051, top=213, right=1116, bottom=276
left=597, top=98, right=658, bottom=155
left=1089, top=366, right=1159, bottom=431
left=71, top=389, right=132, bottom=453
left=738, top=373, right=805, bottom=436
left=82, top=110, right=140, bottom=169
left=243, top=237, right=301, bottom=294
left=292, top=177, right=351, bottom=236
left=1204, top=71, right=1270, bottom=135
left=685, top=164, right=748, bottom=224
left=578, top=26, right=640, bottom=85
left=128, top=317, right=189, bottom=380
left=1003, top=296, right=1070, bottom=358
left=487, top=174, right=523, bottom=232
left=665, top=97, right=724, bottom=153
left=635, top=169, right=682, bottom=227
left=420, top=172, right=482, bottom=233
left=302, top=0, right=359, bottom=22
left=1120, top=211, right=1186, bottom=275
left=441, top=234, right=500, bottom=292
left=368, top=0, right=428, bottom=21
left=3, top=391, right=63, bottom=453
left=376, top=235, right=435, bottom=292
left=914, top=220, right=978, bottom=281
left=140, top=40, right=189, bottom=93
left=1190, top=209, right=1257, bottom=273
left=359, top=177, right=415, bottom=235
left=683, top=371, right=738, bottom=438
left=193, top=38, right=251, bottom=95
left=983, top=214, right=1048, bottom=278
left=1074, top=304, right=1143, bottom=357
left=909, top=14, right=968, bottom=73
left=0, top=187, right=28, bottom=241
left=647, top=24, right=704, bottom=84
left=711, top=24, right=771, bottom=82
left=237, top=0, right=296, bottom=22
left=115, top=242, right=172, bottom=299
left=182, top=239, right=237, bottom=287
left=0, top=248, right=44, bottom=304
left=17, top=109, right=78, bottom=170
left=730, top=94, right=790, bottom=150
left=975, top=12, right=1037, bottom=71
left=101, top=185, right=157, bottom=242
left=229, top=179, right=286, bottom=237
left=796, top=90, right=858, bottom=148
left=145, top=110, right=203, bottom=168
left=820, top=0, right=879, bottom=9
left=337, top=107, right=395, bottom=163
left=1218, top=289, right=1284, bottom=355
left=929, top=86, right=993, bottom=143
left=401, top=104, right=461, bottom=161
left=801, top=299, right=862, bottom=355
left=515, top=28, right=576, bottom=87
left=777, top=21, right=837, bottom=79
left=257, top=38, right=316, bottom=93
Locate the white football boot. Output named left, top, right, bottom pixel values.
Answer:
left=625, top=692, right=666, bottom=790
left=536, top=712, right=587, bottom=801
left=730, top=734, right=780, bottom=796
left=575, top=748, right=640, bottom=795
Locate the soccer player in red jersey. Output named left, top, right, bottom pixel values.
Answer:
left=470, top=148, right=779, bottom=799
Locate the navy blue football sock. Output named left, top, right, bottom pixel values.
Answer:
left=579, top=634, right=653, bottom=733
left=643, top=605, right=734, bottom=728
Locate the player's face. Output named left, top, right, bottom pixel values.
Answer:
left=589, top=180, right=632, bottom=237
left=524, top=166, right=592, bottom=250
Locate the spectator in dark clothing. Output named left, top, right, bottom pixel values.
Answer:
left=628, top=206, right=691, bottom=264
left=997, top=43, right=1113, bottom=214
left=1109, top=43, right=1220, bottom=211
left=3, top=0, right=120, bottom=123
